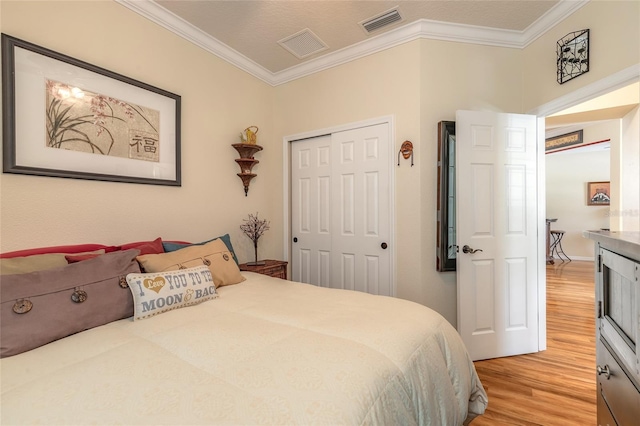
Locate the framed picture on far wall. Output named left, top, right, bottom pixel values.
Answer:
left=587, top=181, right=610, bottom=206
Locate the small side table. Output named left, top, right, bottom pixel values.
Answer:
left=239, top=259, right=288, bottom=280
left=546, top=218, right=557, bottom=264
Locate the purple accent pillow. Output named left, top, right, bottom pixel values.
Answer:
left=0, top=249, right=141, bottom=358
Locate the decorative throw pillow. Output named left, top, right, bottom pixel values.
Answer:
left=0, top=249, right=106, bottom=275
left=162, top=234, right=239, bottom=264
left=0, top=249, right=141, bottom=358
left=136, top=239, right=245, bottom=288
left=65, top=253, right=102, bottom=263
left=118, top=237, right=165, bottom=255
left=126, top=265, right=217, bottom=320
left=0, top=243, right=116, bottom=259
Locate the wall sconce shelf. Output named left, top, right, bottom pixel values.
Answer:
left=232, top=143, right=263, bottom=196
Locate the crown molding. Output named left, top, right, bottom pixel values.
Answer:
left=272, top=20, right=524, bottom=85
left=272, top=19, right=429, bottom=85
left=114, top=0, right=274, bottom=85
left=117, top=0, right=591, bottom=87
left=521, top=0, right=590, bottom=47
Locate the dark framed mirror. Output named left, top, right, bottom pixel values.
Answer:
left=436, top=121, right=456, bottom=271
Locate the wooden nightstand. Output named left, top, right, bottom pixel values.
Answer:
left=238, top=259, right=288, bottom=280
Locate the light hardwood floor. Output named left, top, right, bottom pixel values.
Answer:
left=471, top=260, right=597, bottom=426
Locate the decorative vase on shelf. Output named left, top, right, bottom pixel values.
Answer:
left=244, top=126, right=258, bottom=145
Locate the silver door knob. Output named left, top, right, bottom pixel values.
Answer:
left=596, top=365, right=611, bottom=379
left=462, top=245, right=483, bottom=254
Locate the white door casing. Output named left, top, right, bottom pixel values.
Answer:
left=456, top=110, right=540, bottom=361
left=290, top=123, right=392, bottom=296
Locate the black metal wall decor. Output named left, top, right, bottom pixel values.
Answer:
left=557, top=29, right=589, bottom=84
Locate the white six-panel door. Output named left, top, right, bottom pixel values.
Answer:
left=456, top=110, right=539, bottom=361
left=291, top=135, right=333, bottom=287
left=291, top=123, right=392, bottom=296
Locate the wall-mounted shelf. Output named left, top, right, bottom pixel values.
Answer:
left=232, top=143, right=263, bottom=196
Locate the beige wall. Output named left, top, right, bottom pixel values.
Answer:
left=274, top=40, right=424, bottom=310
left=620, top=106, right=640, bottom=231
left=419, top=40, right=523, bottom=324
left=0, top=1, right=281, bottom=262
left=524, top=0, right=639, bottom=255
left=274, top=40, right=523, bottom=325
left=546, top=121, right=616, bottom=260
left=1, top=0, right=638, bottom=327
left=522, top=0, right=640, bottom=112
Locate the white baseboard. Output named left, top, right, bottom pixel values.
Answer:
left=550, top=255, right=593, bottom=262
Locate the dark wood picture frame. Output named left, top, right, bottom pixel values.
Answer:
left=587, top=181, right=610, bottom=206
left=437, top=121, right=456, bottom=271
left=2, top=33, right=181, bottom=186
left=545, top=129, right=583, bottom=152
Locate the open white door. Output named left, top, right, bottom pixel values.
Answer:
left=456, top=110, right=540, bottom=361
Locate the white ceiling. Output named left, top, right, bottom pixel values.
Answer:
left=117, top=0, right=589, bottom=86
left=117, top=0, right=637, bottom=131
left=154, top=0, right=559, bottom=73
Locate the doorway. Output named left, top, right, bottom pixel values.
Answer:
left=545, top=136, right=611, bottom=261
left=543, top=80, right=639, bottom=261
left=531, top=66, right=639, bottom=352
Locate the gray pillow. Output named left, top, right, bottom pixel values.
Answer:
left=0, top=249, right=141, bottom=358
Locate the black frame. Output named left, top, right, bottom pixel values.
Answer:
left=557, top=29, right=590, bottom=85
left=2, top=33, right=181, bottom=186
left=436, top=121, right=456, bottom=271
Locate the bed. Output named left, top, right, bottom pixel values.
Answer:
left=1, top=245, right=487, bottom=425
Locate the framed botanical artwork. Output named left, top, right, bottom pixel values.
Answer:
left=2, top=34, right=181, bottom=186
left=587, top=181, right=610, bottom=206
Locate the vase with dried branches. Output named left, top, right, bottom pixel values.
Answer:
left=240, top=212, right=270, bottom=266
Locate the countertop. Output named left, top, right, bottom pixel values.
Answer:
left=583, top=230, right=640, bottom=260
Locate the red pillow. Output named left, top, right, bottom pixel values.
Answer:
left=65, top=253, right=103, bottom=263
left=0, top=244, right=117, bottom=259
left=118, top=237, right=164, bottom=255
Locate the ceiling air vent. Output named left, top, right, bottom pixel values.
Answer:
left=360, top=7, right=403, bottom=34
left=278, top=29, right=328, bottom=59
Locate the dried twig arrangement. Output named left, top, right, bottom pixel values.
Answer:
left=240, top=212, right=270, bottom=265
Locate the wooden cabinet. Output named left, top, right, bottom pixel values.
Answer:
left=239, top=259, right=288, bottom=280
left=584, top=231, right=640, bottom=426
left=597, top=337, right=640, bottom=425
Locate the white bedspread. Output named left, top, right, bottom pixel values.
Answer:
left=1, top=272, right=487, bottom=425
